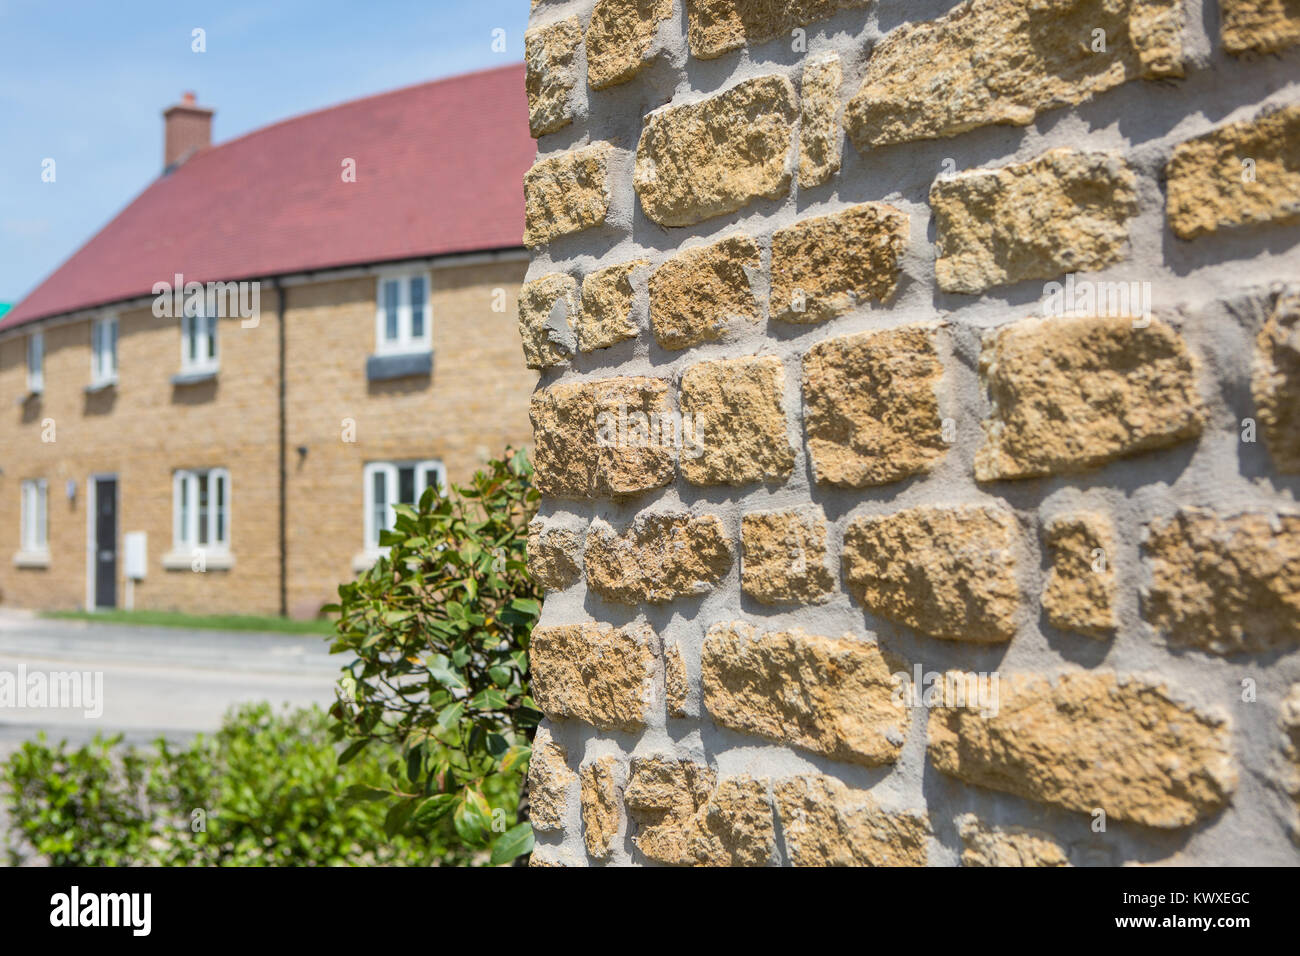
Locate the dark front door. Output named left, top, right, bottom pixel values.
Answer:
left=95, top=478, right=117, bottom=608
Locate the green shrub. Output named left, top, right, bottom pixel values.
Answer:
left=326, top=449, right=542, bottom=865
left=1, top=703, right=460, bottom=866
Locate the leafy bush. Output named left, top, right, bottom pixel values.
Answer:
left=326, top=449, right=542, bottom=865
left=2, top=703, right=456, bottom=866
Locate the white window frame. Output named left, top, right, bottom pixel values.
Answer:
left=374, top=271, right=432, bottom=355
left=180, top=293, right=219, bottom=374
left=171, top=468, right=231, bottom=554
left=91, top=313, right=119, bottom=386
left=26, top=331, right=44, bottom=393
left=20, top=479, right=48, bottom=553
left=362, top=459, right=445, bottom=552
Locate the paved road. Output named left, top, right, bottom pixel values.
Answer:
left=0, top=610, right=341, bottom=750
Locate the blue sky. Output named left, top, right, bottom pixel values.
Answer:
left=0, top=0, right=529, bottom=304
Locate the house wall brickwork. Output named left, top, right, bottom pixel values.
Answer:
left=519, top=0, right=1300, bottom=865
left=0, top=257, right=532, bottom=617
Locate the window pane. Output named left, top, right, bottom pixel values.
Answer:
left=187, top=315, right=197, bottom=362
left=36, top=484, right=46, bottom=548
left=422, top=467, right=440, bottom=494
left=179, top=475, right=189, bottom=546
left=383, top=280, right=400, bottom=342
left=109, top=319, right=118, bottom=372
left=398, top=466, right=416, bottom=505
left=207, top=314, right=217, bottom=361
left=215, top=474, right=226, bottom=544
left=372, top=470, right=387, bottom=546
left=198, top=473, right=209, bottom=546
left=410, top=277, right=426, bottom=339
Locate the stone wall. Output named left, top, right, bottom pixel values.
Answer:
left=519, top=0, right=1300, bottom=865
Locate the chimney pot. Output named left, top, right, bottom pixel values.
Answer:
left=163, top=93, right=214, bottom=171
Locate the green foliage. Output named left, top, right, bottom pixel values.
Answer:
left=326, top=449, right=542, bottom=865
left=2, top=703, right=456, bottom=866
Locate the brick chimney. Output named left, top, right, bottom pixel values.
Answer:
left=163, top=92, right=213, bottom=171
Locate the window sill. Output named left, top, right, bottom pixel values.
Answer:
left=366, top=350, right=432, bottom=382
left=171, top=368, right=218, bottom=386
left=162, top=549, right=235, bottom=571
left=352, top=550, right=385, bottom=573
left=85, top=377, right=118, bottom=394
left=13, top=550, right=50, bottom=569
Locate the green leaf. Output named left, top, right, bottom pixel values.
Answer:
left=489, top=822, right=534, bottom=865
left=336, top=739, right=369, bottom=765
left=412, top=793, right=457, bottom=827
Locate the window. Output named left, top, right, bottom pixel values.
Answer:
left=172, top=468, right=230, bottom=552
left=362, top=460, right=445, bottom=551
left=374, top=273, right=431, bottom=354
left=20, top=479, right=48, bottom=553
left=91, top=314, right=118, bottom=385
left=180, top=296, right=218, bottom=373
left=26, top=331, right=43, bottom=393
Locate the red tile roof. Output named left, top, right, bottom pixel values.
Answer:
left=2, top=64, right=534, bottom=331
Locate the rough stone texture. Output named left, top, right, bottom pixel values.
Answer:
left=586, top=0, right=674, bottom=89
left=770, top=203, right=908, bottom=323
left=517, top=272, right=578, bottom=369
left=527, top=518, right=582, bottom=591
left=578, top=260, right=646, bottom=352
left=678, top=356, right=795, bottom=485
left=843, top=505, right=1020, bottom=642
left=928, top=672, right=1237, bottom=828
left=955, top=814, right=1071, bottom=867
left=975, top=314, right=1204, bottom=481
left=1167, top=104, right=1300, bottom=241
left=1221, top=0, right=1300, bottom=55
left=528, top=727, right=576, bottom=832
left=664, top=640, right=690, bottom=718
left=845, top=0, right=1184, bottom=150
left=648, top=234, right=761, bottom=349
left=1282, top=685, right=1300, bottom=843
left=580, top=757, right=623, bottom=860
left=692, top=776, right=777, bottom=866
left=634, top=75, right=797, bottom=227
left=740, top=509, right=835, bottom=604
left=584, top=511, right=733, bottom=604
left=931, top=149, right=1138, bottom=294
left=623, top=756, right=717, bottom=864
left=1253, top=288, right=1300, bottom=473
left=524, top=143, right=613, bottom=248
left=1042, top=513, right=1119, bottom=638
left=622, top=760, right=775, bottom=866
left=686, top=0, right=870, bottom=58
left=1142, top=509, right=1300, bottom=655
left=530, top=376, right=676, bottom=499
left=802, top=325, right=947, bottom=487
left=524, top=16, right=582, bottom=137
left=701, top=622, right=907, bottom=766
left=774, top=775, right=930, bottom=866
left=529, top=622, right=660, bottom=731
left=798, top=54, right=843, bottom=189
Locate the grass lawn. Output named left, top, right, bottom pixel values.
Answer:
left=41, top=608, right=336, bottom=635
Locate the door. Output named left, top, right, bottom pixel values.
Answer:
left=94, top=478, right=117, bottom=608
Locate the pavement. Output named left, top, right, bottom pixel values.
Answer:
left=0, top=609, right=341, bottom=750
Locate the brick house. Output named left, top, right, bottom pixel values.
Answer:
left=0, top=65, right=536, bottom=618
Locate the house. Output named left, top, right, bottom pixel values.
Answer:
left=0, top=64, right=537, bottom=618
